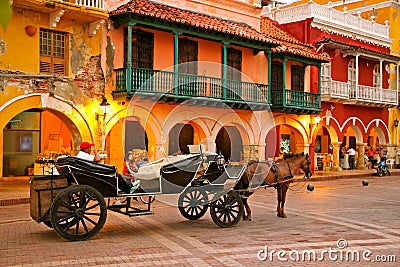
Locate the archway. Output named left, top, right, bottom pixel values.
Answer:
left=168, top=123, right=194, bottom=155
left=0, top=94, right=92, bottom=177
left=215, top=126, right=243, bottom=162
left=3, top=109, right=79, bottom=176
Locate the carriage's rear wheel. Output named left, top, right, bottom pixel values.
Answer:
left=50, top=185, right=107, bottom=241
left=210, top=190, right=243, bottom=228
left=178, top=187, right=208, bottom=220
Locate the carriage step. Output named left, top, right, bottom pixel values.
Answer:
left=126, top=210, right=154, bottom=217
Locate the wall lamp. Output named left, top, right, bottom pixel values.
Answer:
left=394, top=118, right=399, bottom=128
left=99, top=96, right=110, bottom=116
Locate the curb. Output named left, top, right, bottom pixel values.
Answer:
left=0, top=198, right=30, bottom=206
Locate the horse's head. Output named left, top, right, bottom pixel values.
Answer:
left=300, top=153, right=312, bottom=178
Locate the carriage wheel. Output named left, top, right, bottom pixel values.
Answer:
left=178, top=187, right=209, bottom=220
left=43, top=220, right=53, bottom=228
left=140, top=196, right=156, bottom=204
left=210, top=190, right=243, bottom=228
left=50, top=185, right=107, bottom=241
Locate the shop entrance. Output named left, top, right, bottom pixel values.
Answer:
left=3, top=109, right=73, bottom=176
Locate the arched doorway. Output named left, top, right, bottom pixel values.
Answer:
left=265, top=124, right=303, bottom=160
left=215, top=126, right=242, bottom=162
left=124, top=119, right=148, bottom=155
left=168, top=123, right=194, bottom=155
left=3, top=109, right=74, bottom=176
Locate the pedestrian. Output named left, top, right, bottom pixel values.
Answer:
left=347, top=146, right=356, bottom=170
left=76, top=142, right=139, bottom=194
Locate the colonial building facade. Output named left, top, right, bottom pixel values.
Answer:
left=262, top=0, right=400, bottom=170
left=1, top=0, right=397, bottom=178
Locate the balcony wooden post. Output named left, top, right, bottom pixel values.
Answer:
left=222, top=41, right=229, bottom=100
left=282, top=57, right=287, bottom=105
left=355, top=54, right=359, bottom=99
left=267, top=49, right=272, bottom=104
left=380, top=60, right=383, bottom=101
left=173, top=32, right=181, bottom=95
left=127, top=24, right=133, bottom=94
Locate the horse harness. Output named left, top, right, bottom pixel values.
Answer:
left=256, top=159, right=294, bottom=188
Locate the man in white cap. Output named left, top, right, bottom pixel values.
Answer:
left=76, top=141, right=101, bottom=162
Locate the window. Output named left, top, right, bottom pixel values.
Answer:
left=225, top=47, right=242, bottom=81
left=223, top=47, right=242, bottom=99
left=124, top=29, right=154, bottom=69
left=291, top=65, right=305, bottom=91
left=321, top=53, right=331, bottom=94
left=373, top=64, right=380, bottom=88
left=271, top=62, right=283, bottom=91
left=348, top=59, right=356, bottom=98
left=40, top=29, right=67, bottom=74
left=178, top=38, right=198, bottom=74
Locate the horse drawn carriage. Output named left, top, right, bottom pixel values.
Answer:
left=30, top=152, right=251, bottom=241
left=30, top=150, right=312, bottom=241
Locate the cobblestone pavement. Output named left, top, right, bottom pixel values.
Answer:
left=0, top=175, right=399, bottom=266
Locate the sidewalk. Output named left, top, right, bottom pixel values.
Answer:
left=1, top=168, right=399, bottom=205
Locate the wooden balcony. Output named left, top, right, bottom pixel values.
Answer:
left=113, top=68, right=270, bottom=110
left=321, top=80, right=398, bottom=107
left=270, top=89, right=321, bottom=114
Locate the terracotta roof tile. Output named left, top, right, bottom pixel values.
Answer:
left=110, top=0, right=328, bottom=61
left=261, top=17, right=329, bottom=61
left=110, top=0, right=278, bottom=45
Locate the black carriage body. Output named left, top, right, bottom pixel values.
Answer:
left=159, top=154, right=203, bottom=194
left=55, top=156, right=119, bottom=197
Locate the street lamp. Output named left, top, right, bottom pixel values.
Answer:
left=99, top=97, right=110, bottom=117
left=99, top=97, right=110, bottom=151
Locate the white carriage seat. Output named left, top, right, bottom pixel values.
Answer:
left=134, top=155, right=195, bottom=180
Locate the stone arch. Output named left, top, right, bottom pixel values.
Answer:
left=0, top=93, right=92, bottom=175
left=261, top=116, right=308, bottom=146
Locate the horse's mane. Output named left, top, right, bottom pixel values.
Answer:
left=283, top=152, right=305, bottom=159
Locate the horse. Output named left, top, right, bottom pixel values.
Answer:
left=234, top=152, right=312, bottom=220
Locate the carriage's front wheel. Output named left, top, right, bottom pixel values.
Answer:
left=210, top=190, right=243, bottom=228
left=178, top=187, right=208, bottom=220
left=50, top=185, right=107, bottom=241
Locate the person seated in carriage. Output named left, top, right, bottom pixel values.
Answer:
left=77, top=142, right=140, bottom=194
left=122, top=152, right=141, bottom=186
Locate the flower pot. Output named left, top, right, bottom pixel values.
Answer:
left=25, top=25, right=37, bottom=37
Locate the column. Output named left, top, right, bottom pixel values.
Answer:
left=258, top=142, right=266, bottom=161
left=242, top=145, right=259, bottom=162
left=331, top=141, right=342, bottom=171
left=356, top=143, right=367, bottom=170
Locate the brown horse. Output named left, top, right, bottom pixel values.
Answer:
left=234, top=152, right=312, bottom=220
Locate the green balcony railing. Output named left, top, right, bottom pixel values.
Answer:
left=114, top=67, right=269, bottom=104
left=271, top=89, right=321, bottom=112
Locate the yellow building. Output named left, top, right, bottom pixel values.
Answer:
left=0, top=0, right=108, bottom=176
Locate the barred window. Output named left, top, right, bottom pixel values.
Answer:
left=40, top=29, right=67, bottom=74
left=291, top=65, right=305, bottom=91
left=225, top=47, right=242, bottom=81
left=178, top=38, right=198, bottom=74
left=124, top=29, right=154, bottom=69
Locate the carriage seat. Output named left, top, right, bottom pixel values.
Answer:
left=55, top=156, right=117, bottom=176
